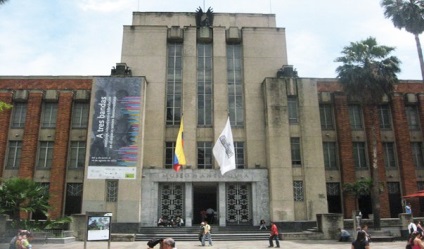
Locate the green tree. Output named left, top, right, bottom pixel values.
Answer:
left=343, top=178, right=373, bottom=211
left=0, top=177, right=50, bottom=222
left=0, top=102, right=12, bottom=112
left=335, top=37, right=400, bottom=230
left=381, top=0, right=424, bottom=80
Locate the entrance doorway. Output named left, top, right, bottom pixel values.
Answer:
left=193, top=183, right=217, bottom=225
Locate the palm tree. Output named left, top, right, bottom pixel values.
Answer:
left=0, top=0, right=9, bottom=5
left=0, top=177, right=50, bottom=222
left=335, top=37, right=401, bottom=230
left=381, top=0, right=424, bottom=80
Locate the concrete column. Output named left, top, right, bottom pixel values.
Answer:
left=316, top=213, right=344, bottom=240
left=218, top=182, right=226, bottom=226
left=185, top=182, right=193, bottom=227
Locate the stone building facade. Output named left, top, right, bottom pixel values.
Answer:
left=0, top=10, right=423, bottom=230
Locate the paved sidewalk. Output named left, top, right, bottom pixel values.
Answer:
left=0, top=240, right=407, bottom=249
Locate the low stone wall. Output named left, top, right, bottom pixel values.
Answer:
left=111, top=233, right=135, bottom=242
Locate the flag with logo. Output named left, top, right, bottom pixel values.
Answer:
left=213, top=117, right=236, bottom=175
left=173, top=117, right=186, bottom=171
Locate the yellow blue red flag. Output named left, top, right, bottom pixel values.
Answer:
left=173, top=117, right=186, bottom=171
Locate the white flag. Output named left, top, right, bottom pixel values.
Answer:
left=213, top=117, right=236, bottom=175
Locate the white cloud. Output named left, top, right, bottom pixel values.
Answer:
left=77, top=0, right=134, bottom=12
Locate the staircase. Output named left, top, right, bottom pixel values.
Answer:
left=136, top=226, right=324, bottom=241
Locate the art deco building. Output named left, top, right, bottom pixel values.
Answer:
left=0, top=9, right=423, bottom=230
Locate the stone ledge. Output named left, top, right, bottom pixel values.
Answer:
left=47, top=237, right=76, bottom=244
left=111, top=233, right=135, bottom=242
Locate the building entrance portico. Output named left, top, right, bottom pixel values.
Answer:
left=139, top=169, right=270, bottom=228
left=193, top=183, right=217, bottom=225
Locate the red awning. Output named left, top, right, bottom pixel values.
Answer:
left=403, top=190, right=424, bottom=198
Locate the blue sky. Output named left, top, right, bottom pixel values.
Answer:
left=0, top=0, right=422, bottom=80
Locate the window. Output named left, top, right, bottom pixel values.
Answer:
left=69, top=141, right=86, bottom=170
left=37, top=141, right=54, bottom=169
left=323, top=142, right=337, bottom=170
left=197, top=142, right=212, bottom=169
left=288, top=97, right=299, bottom=124
left=406, top=105, right=420, bottom=130
left=234, top=142, right=245, bottom=169
left=293, top=181, right=304, bottom=201
left=6, top=141, right=22, bottom=169
left=379, top=104, right=392, bottom=129
left=106, top=180, right=118, bottom=202
left=326, top=182, right=340, bottom=196
left=349, top=104, right=363, bottom=130
left=41, top=102, right=58, bottom=128
left=227, top=44, right=244, bottom=127
left=197, top=43, right=213, bottom=126
left=11, top=102, right=27, bottom=128
left=65, top=183, right=83, bottom=215
left=291, top=137, right=301, bottom=166
left=412, top=142, right=424, bottom=168
left=71, top=102, right=89, bottom=128
left=165, top=142, right=176, bottom=169
left=166, top=43, right=183, bottom=125
left=418, top=181, right=424, bottom=191
left=319, top=104, right=334, bottom=130
left=383, top=142, right=397, bottom=168
left=353, top=142, right=367, bottom=169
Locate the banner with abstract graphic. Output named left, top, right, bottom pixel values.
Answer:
left=87, top=77, right=143, bottom=179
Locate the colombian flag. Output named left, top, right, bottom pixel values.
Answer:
left=173, top=117, right=186, bottom=171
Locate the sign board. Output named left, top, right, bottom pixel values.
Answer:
left=87, top=215, right=111, bottom=241
left=87, top=77, right=143, bottom=179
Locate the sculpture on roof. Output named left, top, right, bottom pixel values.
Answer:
left=195, top=7, right=214, bottom=27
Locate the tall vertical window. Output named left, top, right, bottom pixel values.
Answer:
left=65, top=183, right=83, bottom=215
left=6, top=141, right=22, bottom=169
left=323, top=142, right=337, bottom=169
left=353, top=142, right=367, bottom=169
left=406, top=105, right=420, bottom=130
left=166, top=43, right=183, bottom=125
left=293, top=181, right=304, bottom=201
left=379, top=104, right=392, bottom=129
left=197, top=142, right=212, bottom=169
left=11, top=102, right=27, bottom=128
left=227, top=44, right=244, bottom=127
left=234, top=142, right=245, bottom=169
left=41, top=102, right=58, bottom=128
left=197, top=43, right=213, bottom=126
left=106, top=180, right=118, bottom=202
left=288, top=97, right=299, bottom=124
left=291, top=137, right=301, bottom=166
left=69, top=141, right=86, bottom=169
left=71, top=102, right=89, bottom=128
left=349, top=104, right=363, bottom=130
left=418, top=181, right=424, bottom=191
left=383, top=142, right=397, bottom=168
left=37, top=141, right=54, bottom=168
left=165, top=142, right=176, bottom=169
left=319, top=104, right=334, bottom=130
left=412, top=142, right=424, bottom=168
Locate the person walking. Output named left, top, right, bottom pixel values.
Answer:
left=409, top=219, right=418, bottom=234
left=412, top=231, right=424, bottom=249
left=351, top=231, right=369, bottom=249
left=201, top=221, right=213, bottom=246
left=162, top=238, right=177, bottom=249
left=268, top=222, right=280, bottom=248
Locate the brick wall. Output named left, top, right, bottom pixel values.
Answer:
left=333, top=93, right=356, bottom=218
